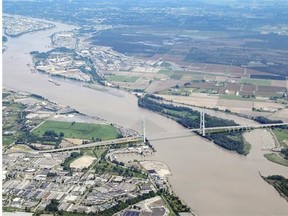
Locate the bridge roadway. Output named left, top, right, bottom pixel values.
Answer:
left=10, top=123, right=287, bottom=154
left=36, top=136, right=143, bottom=153
left=189, top=122, right=288, bottom=133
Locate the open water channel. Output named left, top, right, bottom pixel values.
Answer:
left=3, top=19, right=288, bottom=215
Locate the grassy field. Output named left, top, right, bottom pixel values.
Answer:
left=243, top=139, right=251, bottom=156
left=93, top=147, right=108, bottom=158
left=240, top=78, right=271, bottom=86
left=107, top=75, right=139, bottom=83
left=264, top=153, right=288, bottom=167
left=32, top=121, right=120, bottom=141
left=158, top=69, right=171, bottom=75
left=273, top=128, right=288, bottom=148
left=81, top=149, right=97, bottom=157
left=170, top=73, right=183, bottom=80
left=220, top=94, right=255, bottom=101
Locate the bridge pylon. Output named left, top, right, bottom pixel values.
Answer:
left=200, top=110, right=205, bottom=136
left=142, top=116, right=146, bottom=143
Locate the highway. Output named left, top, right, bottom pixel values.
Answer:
left=5, top=123, right=287, bottom=154
left=149, top=122, right=288, bottom=140
left=198, top=122, right=288, bottom=133
left=37, top=136, right=143, bottom=153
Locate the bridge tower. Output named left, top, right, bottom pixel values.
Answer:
left=142, top=116, right=146, bottom=143
left=200, top=110, right=206, bottom=136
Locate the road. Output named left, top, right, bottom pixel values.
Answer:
left=37, top=136, right=143, bottom=153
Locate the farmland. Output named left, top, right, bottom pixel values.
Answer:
left=107, top=75, right=139, bottom=83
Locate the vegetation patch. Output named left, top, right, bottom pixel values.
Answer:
left=273, top=128, right=288, bottom=148
left=240, top=78, right=271, bottom=86
left=170, top=73, right=183, bottom=80
left=32, top=121, right=120, bottom=141
left=243, top=139, right=252, bottom=155
left=107, top=75, right=139, bottom=83
left=158, top=69, right=171, bottom=75
left=263, top=175, right=288, bottom=202
left=158, top=190, right=190, bottom=214
left=264, top=153, right=288, bottom=167
left=95, top=158, right=147, bottom=178
left=81, top=149, right=97, bottom=158
left=2, top=102, right=28, bottom=146
left=93, top=147, right=108, bottom=158
left=61, top=151, right=83, bottom=171
left=220, top=94, right=255, bottom=101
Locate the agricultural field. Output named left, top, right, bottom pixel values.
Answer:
left=240, top=78, right=271, bottom=86
left=158, top=69, right=172, bottom=76
left=106, top=75, right=139, bottom=83
left=220, top=95, right=255, bottom=101
left=32, top=120, right=120, bottom=141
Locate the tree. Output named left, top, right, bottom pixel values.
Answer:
left=45, top=199, right=59, bottom=212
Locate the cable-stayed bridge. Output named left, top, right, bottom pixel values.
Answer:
left=8, top=111, right=288, bottom=154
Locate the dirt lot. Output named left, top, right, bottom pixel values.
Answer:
left=70, top=155, right=96, bottom=169
left=6, top=144, right=34, bottom=153
left=146, top=80, right=184, bottom=93
left=269, top=108, right=288, bottom=123
left=217, top=99, right=254, bottom=111
left=66, top=138, right=88, bottom=145
left=140, top=160, right=171, bottom=178
left=59, top=138, right=88, bottom=148
left=254, top=101, right=285, bottom=111
left=271, top=80, right=287, bottom=88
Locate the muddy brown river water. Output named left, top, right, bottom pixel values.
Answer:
left=3, top=18, right=288, bottom=215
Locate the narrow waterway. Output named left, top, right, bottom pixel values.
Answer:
left=3, top=19, right=288, bottom=215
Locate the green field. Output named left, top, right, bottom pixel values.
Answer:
left=107, top=75, right=139, bottom=83
left=81, top=149, right=97, bottom=157
left=32, top=121, right=120, bottom=141
left=273, top=128, right=288, bottom=148
left=264, top=153, right=288, bottom=167
left=220, top=94, right=255, bottom=101
left=170, top=73, right=183, bottom=80
left=240, top=78, right=271, bottom=86
left=243, top=139, right=251, bottom=155
left=158, top=69, right=171, bottom=75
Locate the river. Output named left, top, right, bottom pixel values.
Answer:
left=3, top=19, right=288, bottom=215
